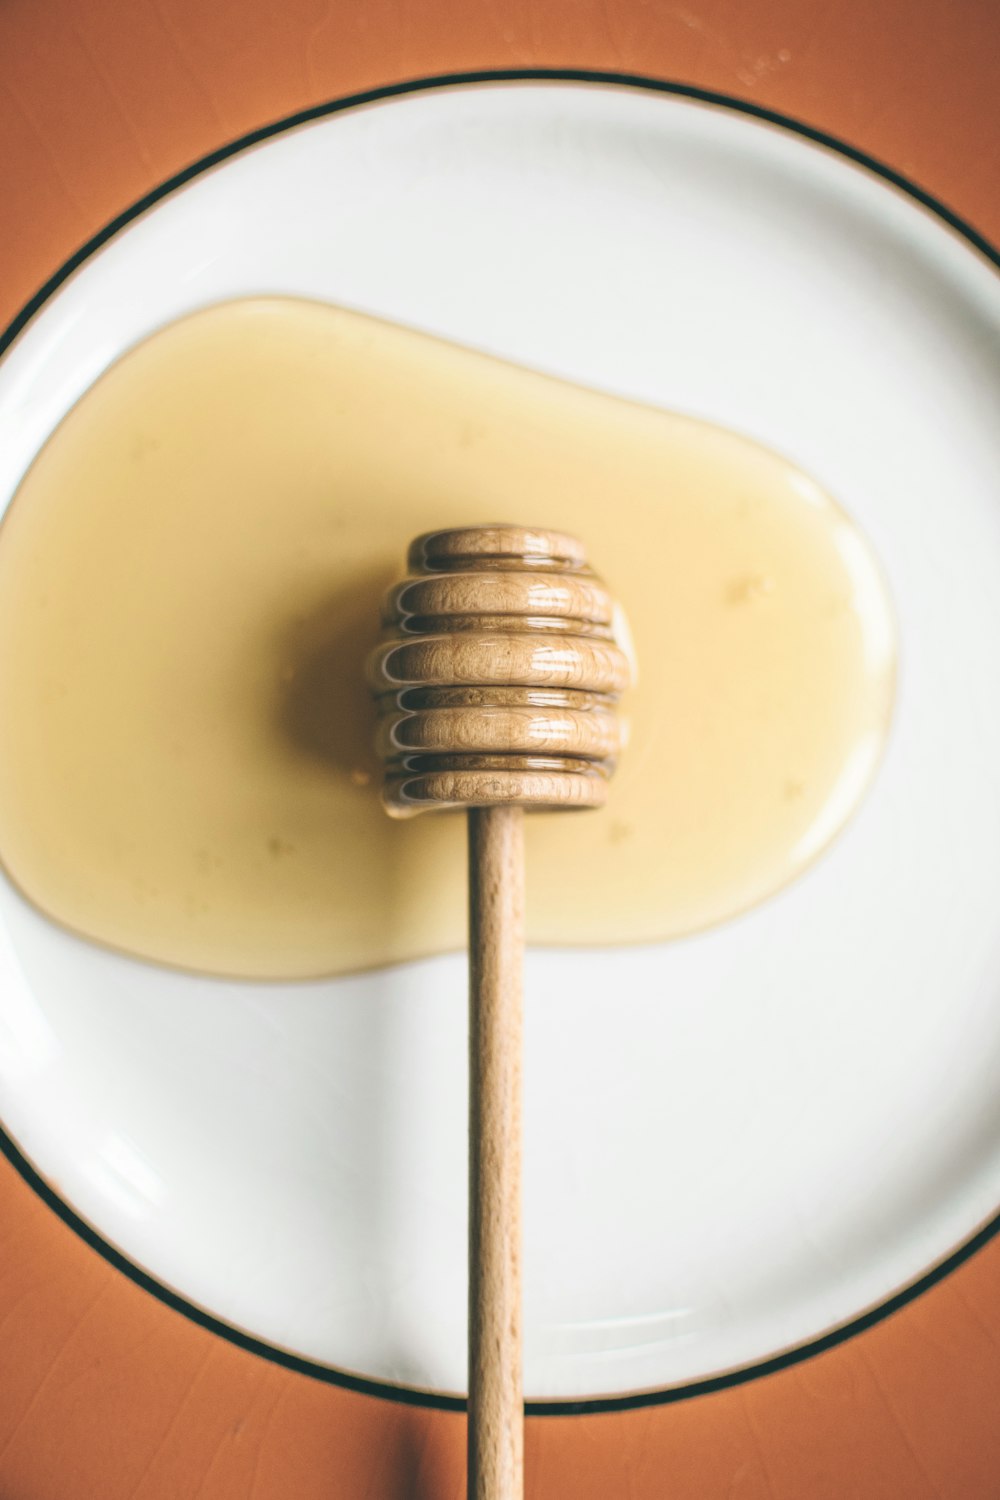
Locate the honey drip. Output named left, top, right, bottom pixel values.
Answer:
left=0, top=299, right=896, bottom=979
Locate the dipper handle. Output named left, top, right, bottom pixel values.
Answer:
left=468, top=804, right=524, bottom=1500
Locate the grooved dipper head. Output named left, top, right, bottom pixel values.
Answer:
left=368, top=525, right=632, bottom=816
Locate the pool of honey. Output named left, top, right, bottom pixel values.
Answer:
left=0, top=299, right=896, bottom=979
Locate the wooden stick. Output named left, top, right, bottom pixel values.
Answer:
left=370, top=526, right=629, bottom=1491
left=467, top=804, right=524, bottom=1500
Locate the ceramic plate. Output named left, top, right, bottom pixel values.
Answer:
left=1, top=77, right=999, bottom=1406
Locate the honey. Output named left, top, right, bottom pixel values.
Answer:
left=0, top=298, right=896, bottom=979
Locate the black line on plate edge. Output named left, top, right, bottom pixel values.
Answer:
left=2, top=67, right=998, bottom=367
left=1, top=67, right=998, bottom=1416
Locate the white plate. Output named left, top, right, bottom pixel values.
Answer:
left=1, top=77, right=999, bottom=1406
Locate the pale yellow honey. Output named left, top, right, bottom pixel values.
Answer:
left=0, top=298, right=896, bottom=979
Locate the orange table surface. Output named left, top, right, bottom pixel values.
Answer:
left=1, top=3, right=999, bottom=1496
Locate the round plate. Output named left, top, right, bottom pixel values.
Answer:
left=1, top=77, right=999, bottom=1407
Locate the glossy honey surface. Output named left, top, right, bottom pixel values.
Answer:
left=0, top=298, right=896, bottom=978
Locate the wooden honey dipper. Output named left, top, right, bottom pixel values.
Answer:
left=369, top=525, right=631, bottom=1500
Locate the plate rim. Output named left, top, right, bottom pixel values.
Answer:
left=1, top=65, right=998, bottom=1416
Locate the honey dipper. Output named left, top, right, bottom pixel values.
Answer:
left=369, top=525, right=631, bottom=1500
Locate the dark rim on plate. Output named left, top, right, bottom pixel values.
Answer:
left=0, top=68, right=998, bottom=1416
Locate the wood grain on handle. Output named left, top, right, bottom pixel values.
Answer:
left=468, top=804, right=524, bottom=1500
